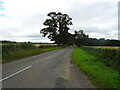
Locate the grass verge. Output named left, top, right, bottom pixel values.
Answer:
left=2, top=47, right=62, bottom=63
left=72, top=47, right=118, bottom=88
left=82, top=46, right=119, bottom=71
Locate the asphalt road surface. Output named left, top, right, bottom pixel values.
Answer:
left=2, top=47, right=93, bottom=88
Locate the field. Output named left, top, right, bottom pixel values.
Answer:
left=34, top=43, right=57, bottom=47
left=89, top=46, right=120, bottom=50
left=2, top=43, right=61, bottom=63
left=72, top=46, right=119, bottom=88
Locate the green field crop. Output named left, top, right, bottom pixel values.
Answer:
left=38, top=45, right=58, bottom=48
left=72, top=47, right=118, bottom=88
left=2, top=43, right=61, bottom=63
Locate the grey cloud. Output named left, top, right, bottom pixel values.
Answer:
left=0, top=0, right=118, bottom=42
left=19, top=13, right=46, bottom=28
left=70, top=24, right=118, bottom=39
left=66, top=1, right=118, bottom=39
left=68, top=2, right=117, bottom=23
left=26, top=33, right=42, bottom=37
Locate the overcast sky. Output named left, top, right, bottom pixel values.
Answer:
left=0, top=0, right=119, bottom=42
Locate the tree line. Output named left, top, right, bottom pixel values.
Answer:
left=40, top=12, right=120, bottom=46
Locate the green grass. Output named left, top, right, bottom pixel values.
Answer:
left=82, top=46, right=119, bottom=71
left=72, top=47, right=118, bottom=88
left=2, top=47, right=62, bottom=63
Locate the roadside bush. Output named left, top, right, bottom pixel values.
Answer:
left=20, top=43, right=36, bottom=49
left=2, top=43, right=36, bottom=55
left=38, top=45, right=57, bottom=49
left=2, top=43, right=61, bottom=63
left=81, top=47, right=119, bottom=71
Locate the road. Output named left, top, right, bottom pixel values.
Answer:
left=2, top=47, right=93, bottom=88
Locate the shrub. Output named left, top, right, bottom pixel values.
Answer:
left=81, top=46, right=119, bottom=71
left=2, top=43, right=37, bottom=59
left=38, top=45, right=57, bottom=49
left=2, top=43, right=36, bottom=54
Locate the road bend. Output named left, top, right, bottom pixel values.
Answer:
left=2, top=47, right=93, bottom=88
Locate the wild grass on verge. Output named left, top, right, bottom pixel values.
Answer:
left=72, top=47, right=118, bottom=88
left=2, top=43, right=61, bottom=63
left=82, top=46, right=119, bottom=71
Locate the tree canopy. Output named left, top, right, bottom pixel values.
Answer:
left=40, top=12, right=120, bottom=46
left=40, top=12, right=73, bottom=46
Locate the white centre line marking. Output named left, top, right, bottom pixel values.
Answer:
left=46, top=54, right=57, bottom=59
left=0, top=66, right=32, bottom=82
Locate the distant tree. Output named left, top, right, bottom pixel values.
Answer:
left=40, top=12, right=73, bottom=46
left=74, top=30, right=89, bottom=47
left=86, top=38, right=120, bottom=46
left=2, top=40, right=11, bottom=43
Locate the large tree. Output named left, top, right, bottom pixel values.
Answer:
left=40, top=12, right=73, bottom=46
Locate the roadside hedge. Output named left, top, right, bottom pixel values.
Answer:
left=81, top=47, right=119, bottom=71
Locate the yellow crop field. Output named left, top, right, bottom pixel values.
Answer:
left=33, top=44, right=57, bottom=47
left=89, top=46, right=120, bottom=50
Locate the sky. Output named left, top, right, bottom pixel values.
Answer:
left=0, top=0, right=119, bottom=42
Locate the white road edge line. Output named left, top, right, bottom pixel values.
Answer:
left=0, top=66, right=32, bottom=82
